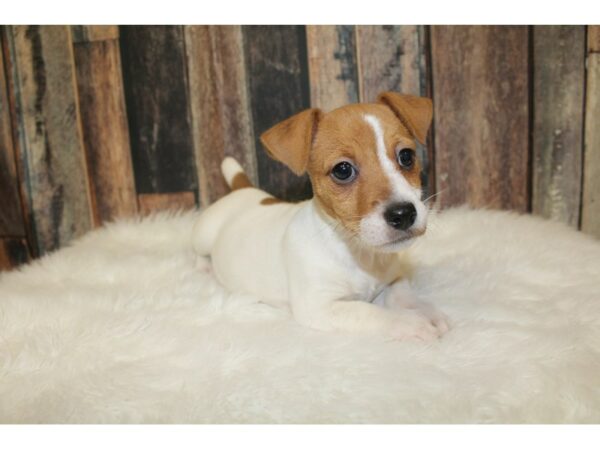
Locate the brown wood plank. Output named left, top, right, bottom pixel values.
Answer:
left=5, top=25, right=93, bottom=254
left=588, top=26, right=600, bottom=53
left=137, top=192, right=196, bottom=216
left=71, top=26, right=119, bottom=43
left=532, top=26, right=585, bottom=227
left=119, top=26, right=198, bottom=196
left=243, top=25, right=312, bottom=201
left=430, top=26, right=529, bottom=212
left=355, top=25, right=432, bottom=195
left=306, top=25, right=359, bottom=111
left=356, top=25, right=427, bottom=102
left=582, top=53, right=600, bottom=238
left=184, top=25, right=257, bottom=207
left=73, top=38, right=137, bottom=225
left=0, top=34, right=26, bottom=236
left=0, top=237, right=29, bottom=271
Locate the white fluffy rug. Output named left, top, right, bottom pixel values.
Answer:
left=1, top=207, right=599, bottom=423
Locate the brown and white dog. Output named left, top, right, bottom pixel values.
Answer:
left=192, top=92, right=449, bottom=341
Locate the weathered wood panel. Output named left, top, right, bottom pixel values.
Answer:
left=582, top=52, right=600, bottom=238
left=355, top=25, right=431, bottom=195
left=0, top=35, right=26, bottom=236
left=356, top=25, right=427, bottom=101
left=532, top=26, right=585, bottom=227
left=430, top=26, right=530, bottom=212
left=306, top=25, right=359, bottom=111
left=74, top=36, right=137, bottom=225
left=71, top=26, right=118, bottom=44
left=185, top=25, right=257, bottom=207
left=0, top=237, right=29, bottom=271
left=119, top=26, right=197, bottom=196
left=588, top=25, right=600, bottom=53
left=243, top=25, right=312, bottom=201
left=137, top=192, right=196, bottom=216
left=583, top=25, right=600, bottom=237
left=5, top=25, right=93, bottom=254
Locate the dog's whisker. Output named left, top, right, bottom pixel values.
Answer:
left=423, top=188, right=447, bottom=204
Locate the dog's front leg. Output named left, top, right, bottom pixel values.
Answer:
left=293, top=297, right=444, bottom=341
left=380, top=280, right=450, bottom=335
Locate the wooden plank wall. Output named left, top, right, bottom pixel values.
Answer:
left=0, top=25, right=599, bottom=271
left=0, top=32, right=30, bottom=270
left=532, top=26, right=586, bottom=227
left=431, top=26, right=530, bottom=212
left=244, top=25, right=313, bottom=201
left=119, top=26, right=198, bottom=210
left=3, top=26, right=93, bottom=256
left=73, top=26, right=138, bottom=225
left=582, top=26, right=600, bottom=238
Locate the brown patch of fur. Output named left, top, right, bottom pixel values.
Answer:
left=260, top=197, right=285, bottom=205
left=230, top=172, right=252, bottom=190
left=307, top=103, right=423, bottom=233
left=260, top=108, right=322, bottom=175
left=378, top=92, right=433, bottom=144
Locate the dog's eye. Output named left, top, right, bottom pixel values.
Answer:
left=397, top=148, right=415, bottom=169
left=330, top=161, right=357, bottom=184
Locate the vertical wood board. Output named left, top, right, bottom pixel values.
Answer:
left=185, top=25, right=257, bottom=206
left=431, top=26, right=530, bottom=212
left=71, top=26, right=119, bottom=43
left=306, top=25, right=359, bottom=111
left=119, top=26, right=197, bottom=195
left=5, top=25, right=93, bottom=254
left=74, top=38, right=137, bottom=224
left=532, top=26, right=585, bottom=227
left=0, top=35, right=26, bottom=236
left=582, top=53, right=600, bottom=237
left=243, top=25, right=312, bottom=201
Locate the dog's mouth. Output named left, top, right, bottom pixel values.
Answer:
left=375, top=227, right=426, bottom=250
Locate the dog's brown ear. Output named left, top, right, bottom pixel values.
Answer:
left=378, top=92, right=433, bottom=144
left=260, top=108, right=322, bottom=175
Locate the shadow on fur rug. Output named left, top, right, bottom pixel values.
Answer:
left=1, top=207, right=599, bottom=423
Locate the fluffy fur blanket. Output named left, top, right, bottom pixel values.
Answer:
left=1, top=207, right=599, bottom=423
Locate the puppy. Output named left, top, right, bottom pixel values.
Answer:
left=192, top=92, right=448, bottom=341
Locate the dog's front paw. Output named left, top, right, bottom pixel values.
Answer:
left=387, top=309, right=448, bottom=341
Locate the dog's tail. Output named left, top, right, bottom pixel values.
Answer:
left=221, top=157, right=253, bottom=191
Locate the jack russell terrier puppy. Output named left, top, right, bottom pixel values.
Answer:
left=192, top=92, right=449, bottom=341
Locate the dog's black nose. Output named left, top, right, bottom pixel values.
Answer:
left=384, top=202, right=417, bottom=230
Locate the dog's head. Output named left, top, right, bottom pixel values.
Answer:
left=260, top=92, right=433, bottom=252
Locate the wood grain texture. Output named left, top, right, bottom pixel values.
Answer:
left=532, top=26, right=585, bottom=227
left=74, top=38, right=137, bottom=225
left=355, top=25, right=431, bottom=195
left=588, top=26, right=600, bottom=53
left=119, top=26, right=197, bottom=195
left=0, top=36, right=26, bottom=236
left=431, top=26, right=530, bottom=212
left=5, top=25, right=93, bottom=254
left=0, top=237, right=29, bottom=271
left=582, top=53, right=600, bottom=238
left=306, top=25, right=359, bottom=111
left=243, top=25, right=312, bottom=201
left=71, top=26, right=119, bottom=43
left=185, top=25, right=257, bottom=207
left=137, top=192, right=196, bottom=216
left=356, top=25, right=427, bottom=101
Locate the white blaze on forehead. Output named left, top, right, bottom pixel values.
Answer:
left=363, top=114, right=421, bottom=203
left=359, top=114, right=428, bottom=247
